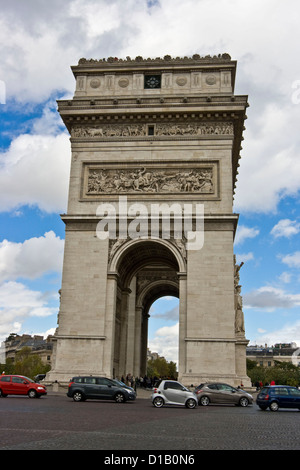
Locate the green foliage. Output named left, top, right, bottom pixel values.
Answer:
left=247, top=358, right=300, bottom=386
left=147, top=357, right=177, bottom=379
left=1, top=347, right=50, bottom=380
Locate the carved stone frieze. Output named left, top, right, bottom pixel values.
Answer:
left=71, top=122, right=233, bottom=139
left=87, top=166, right=214, bottom=195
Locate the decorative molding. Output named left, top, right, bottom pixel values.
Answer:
left=71, top=122, right=233, bottom=139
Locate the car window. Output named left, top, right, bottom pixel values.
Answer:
left=97, top=378, right=114, bottom=386
left=0, top=376, right=11, bottom=382
left=83, top=377, right=97, bottom=384
left=274, top=387, right=289, bottom=396
left=288, top=388, right=300, bottom=397
left=12, top=377, right=26, bottom=383
left=217, top=384, right=234, bottom=392
left=207, top=384, right=218, bottom=390
left=164, top=381, right=183, bottom=390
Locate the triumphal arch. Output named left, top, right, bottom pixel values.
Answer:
left=47, top=54, right=251, bottom=387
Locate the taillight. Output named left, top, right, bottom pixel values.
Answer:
left=68, top=381, right=74, bottom=387
left=196, top=389, right=203, bottom=394
left=264, top=394, right=269, bottom=400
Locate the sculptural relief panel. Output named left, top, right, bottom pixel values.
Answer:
left=82, top=161, right=219, bottom=198
left=71, top=122, right=233, bottom=139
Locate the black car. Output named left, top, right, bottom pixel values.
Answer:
left=67, top=376, right=136, bottom=403
left=256, top=385, right=300, bottom=411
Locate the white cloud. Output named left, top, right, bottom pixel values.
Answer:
left=281, top=251, right=300, bottom=268
left=236, top=252, right=254, bottom=264
left=234, top=226, right=259, bottom=245
left=0, top=231, right=64, bottom=283
left=271, top=219, right=300, bottom=238
left=254, top=321, right=300, bottom=348
left=0, top=132, right=70, bottom=213
left=148, top=323, right=179, bottom=364
left=0, top=281, right=57, bottom=342
left=244, top=286, right=300, bottom=311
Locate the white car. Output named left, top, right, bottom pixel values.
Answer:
left=151, top=380, right=197, bottom=409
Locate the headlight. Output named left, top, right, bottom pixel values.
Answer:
left=37, top=387, right=44, bottom=390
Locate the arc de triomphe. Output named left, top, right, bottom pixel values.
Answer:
left=46, top=54, right=251, bottom=387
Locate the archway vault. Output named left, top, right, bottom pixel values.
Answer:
left=109, top=238, right=183, bottom=379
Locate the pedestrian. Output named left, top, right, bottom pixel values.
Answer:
left=270, top=380, right=275, bottom=386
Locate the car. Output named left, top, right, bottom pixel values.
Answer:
left=67, top=376, right=136, bottom=403
left=256, top=385, right=300, bottom=411
left=151, top=379, right=198, bottom=409
left=34, top=374, right=46, bottom=383
left=0, top=374, right=47, bottom=398
left=195, top=382, right=253, bottom=407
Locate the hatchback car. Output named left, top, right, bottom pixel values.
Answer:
left=151, top=380, right=197, bottom=408
left=0, top=374, right=47, bottom=398
left=195, top=382, right=253, bottom=407
left=256, top=385, right=300, bottom=411
left=67, top=376, right=136, bottom=403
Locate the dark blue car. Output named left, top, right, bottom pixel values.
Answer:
left=256, top=385, right=300, bottom=411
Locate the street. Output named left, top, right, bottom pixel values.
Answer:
left=0, top=392, right=300, bottom=451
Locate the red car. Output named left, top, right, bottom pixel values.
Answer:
left=0, top=375, right=47, bottom=398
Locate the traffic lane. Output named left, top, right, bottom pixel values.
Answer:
left=1, top=395, right=300, bottom=450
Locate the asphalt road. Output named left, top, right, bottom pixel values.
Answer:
left=0, top=392, right=300, bottom=452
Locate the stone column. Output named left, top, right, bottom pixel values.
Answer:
left=178, top=273, right=187, bottom=381
left=103, top=273, right=118, bottom=378
left=133, top=306, right=143, bottom=376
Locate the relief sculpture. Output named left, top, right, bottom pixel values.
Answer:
left=72, top=122, right=233, bottom=138
left=87, top=167, right=214, bottom=194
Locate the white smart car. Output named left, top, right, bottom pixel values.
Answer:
left=151, top=379, right=197, bottom=409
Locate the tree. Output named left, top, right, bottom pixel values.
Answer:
left=13, top=347, right=50, bottom=379
left=147, top=357, right=177, bottom=379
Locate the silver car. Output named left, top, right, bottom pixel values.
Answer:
left=151, top=380, right=198, bottom=409
left=195, top=382, right=253, bottom=407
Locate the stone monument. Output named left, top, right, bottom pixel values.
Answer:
left=46, top=54, right=251, bottom=387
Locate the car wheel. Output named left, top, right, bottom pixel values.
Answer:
left=153, top=396, right=164, bottom=408
left=239, top=397, right=249, bottom=407
left=72, top=391, right=85, bottom=402
left=28, top=389, right=37, bottom=398
left=269, top=401, right=279, bottom=412
left=0, top=389, right=7, bottom=398
left=185, top=398, right=197, bottom=409
left=199, top=396, right=210, bottom=406
left=114, top=392, right=126, bottom=403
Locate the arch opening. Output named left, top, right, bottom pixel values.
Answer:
left=111, top=239, right=183, bottom=379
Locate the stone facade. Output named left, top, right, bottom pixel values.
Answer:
left=46, top=54, right=251, bottom=387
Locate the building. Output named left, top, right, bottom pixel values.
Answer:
left=246, top=343, right=300, bottom=367
left=46, top=53, right=251, bottom=387
left=0, top=334, right=54, bottom=366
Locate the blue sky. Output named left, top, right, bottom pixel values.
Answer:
left=1, top=0, right=300, bottom=364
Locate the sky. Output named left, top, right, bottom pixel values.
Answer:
left=1, top=0, right=300, bottom=366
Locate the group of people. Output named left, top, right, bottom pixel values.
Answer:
left=120, top=374, right=160, bottom=390
left=254, top=380, right=276, bottom=390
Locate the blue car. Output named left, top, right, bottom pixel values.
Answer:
left=256, top=385, right=300, bottom=411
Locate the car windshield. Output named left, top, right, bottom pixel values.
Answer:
left=112, top=379, right=126, bottom=387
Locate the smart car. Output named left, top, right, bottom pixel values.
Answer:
left=0, top=374, right=47, bottom=398
left=151, top=379, right=197, bottom=408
